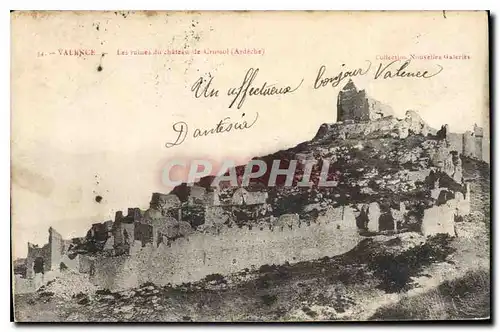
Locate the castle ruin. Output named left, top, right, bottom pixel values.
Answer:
left=336, top=79, right=394, bottom=122
left=13, top=79, right=483, bottom=293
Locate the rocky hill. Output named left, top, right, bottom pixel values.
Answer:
left=177, top=109, right=468, bottom=237
left=14, top=80, right=491, bottom=322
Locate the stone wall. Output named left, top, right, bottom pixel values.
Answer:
left=337, top=80, right=370, bottom=122
left=14, top=271, right=58, bottom=295
left=88, top=185, right=472, bottom=291
left=89, top=255, right=139, bottom=291
left=449, top=126, right=489, bottom=163
left=60, top=254, right=80, bottom=272
left=16, top=228, right=72, bottom=293
left=326, top=116, right=401, bottom=140
left=462, top=157, right=490, bottom=218
left=446, top=132, right=464, bottom=155
left=317, top=111, right=434, bottom=142
left=49, top=227, right=65, bottom=271
left=14, top=273, right=44, bottom=294
left=421, top=189, right=470, bottom=236
left=78, top=254, right=94, bottom=273
left=336, top=79, right=394, bottom=122
left=481, top=135, right=490, bottom=164
left=463, top=130, right=476, bottom=158
left=25, top=227, right=66, bottom=278
left=231, top=188, right=268, bottom=205
left=88, top=215, right=362, bottom=291
left=25, top=244, right=51, bottom=278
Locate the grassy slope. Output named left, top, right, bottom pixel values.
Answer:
left=14, top=219, right=489, bottom=322
left=370, top=269, right=490, bottom=320
left=368, top=157, right=491, bottom=321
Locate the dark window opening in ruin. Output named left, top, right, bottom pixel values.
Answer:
left=379, top=213, right=395, bottom=232
left=123, top=229, right=130, bottom=245
left=356, top=209, right=369, bottom=230
left=232, top=208, right=251, bottom=223
left=14, top=263, right=27, bottom=278
left=60, top=262, right=68, bottom=271
left=33, top=257, right=45, bottom=274
left=437, top=190, right=455, bottom=206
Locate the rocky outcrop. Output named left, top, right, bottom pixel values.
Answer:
left=404, top=110, right=433, bottom=136
left=428, top=141, right=464, bottom=184
left=275, top=213, right=300, bottom=229
left=150, top=193, right=181, bottom=212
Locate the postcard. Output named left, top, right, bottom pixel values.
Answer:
left=11, top=10, right=490, bottom=322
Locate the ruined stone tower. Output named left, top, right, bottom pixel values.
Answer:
left=336, top=79, right=394, bottom=123
left=337, top=79, right=369, bottom=122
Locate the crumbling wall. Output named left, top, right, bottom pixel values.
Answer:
left=421, top=203, right=456, bottom=236
left=337, top=80, right=370, bottom=122
left=474, top=124, right=484, bottom=161
left=19, top=228, right=73, bottom=293
left=421, top=189, right=470, bottom=236
left=316, top=206, right=358, bottom=230
left=430, top=144, right=463, bottom=183
left=405, top=110, right=432, bottom=136
left=204, top=206, right=231, bottom=226
left=463, top=131, right=476, bottom=158
left=475, top=136, right=483, bottom=161
left=230, top=188, right=268, bottom=205
left=187, top=186, right=207, bottom=205
left=336, top=80, right=394, bottom=122
left=89, top=255, right=140, bottom=291
left=25, top=244, right=51, bottom=278
left=366, top=202, right=381, bottom=232
left=367, top=97, right=394, bottom=121
left=446, top=132, right=464, bottom=154
left=78, top=255, right=94, bottom=273
left=89, top=215, right=361, bottom=291
left=48, top=227, right=65, bottom=271
left=151, top=193, right=181, bottom=211
left=25, top=228, right=65, bottom=278
left=330, top=116, right=401, bottom=140
left=14, top=271, right=58, bottom=294
left=112, top=221, right=135, bottom=250
left=134, top=222, right=154, bottom=246
left=14, top=274, right=44, bottom=294
left=481, top=135, right=490, bottom=163
left=60, top=254, right=80, bottom=272
left=462, top=126, right=488, bottom=162
left=462, top=157, right=489, bottom=217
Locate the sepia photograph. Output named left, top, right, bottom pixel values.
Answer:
left=10, top=10, right=491, bottom=323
